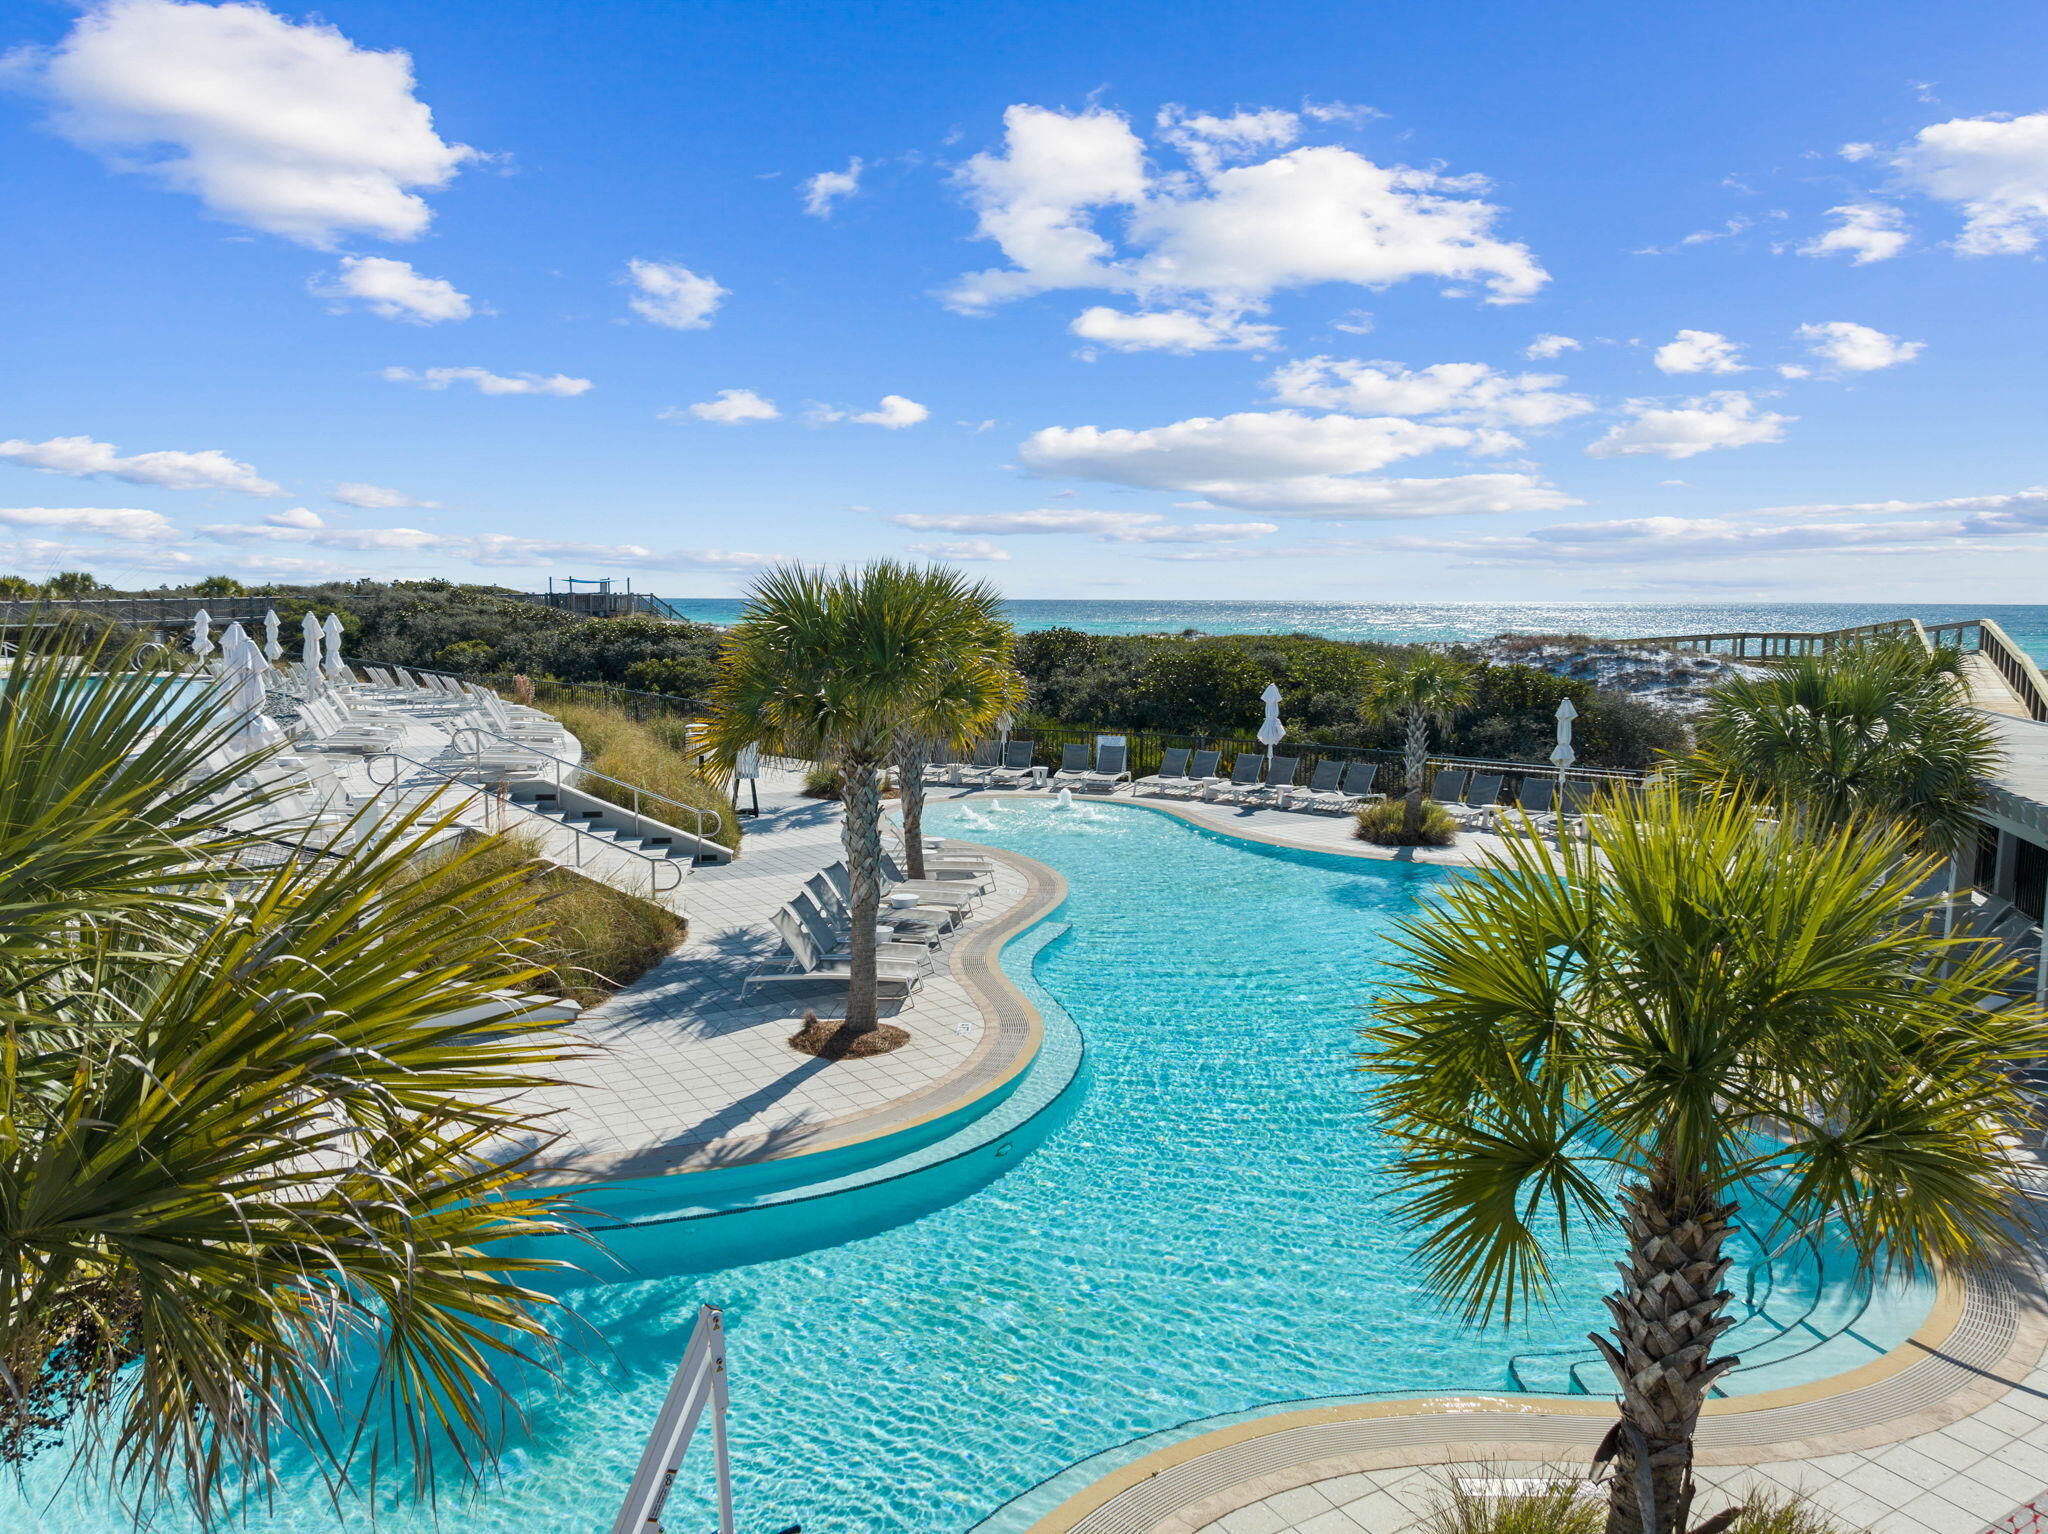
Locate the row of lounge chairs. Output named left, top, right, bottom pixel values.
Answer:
left=744, top=846, right=999, bottom=997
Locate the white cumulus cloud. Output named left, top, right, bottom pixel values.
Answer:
left=1266, top=357, right=1593, bottom=430
left=1794, top=321, right=1924, bottom=373
left=380, top=366, right=591, bottom=396
left=802, top=157, right=863, bottom=217
left=1070, top=306, right=1278, bottom=353
left=820, top=395, right=930, bottom=429
left=903, top=538, right=1012, bottom=562
left=1891, top=111, right=2048, bottom=255
left=669, top=389, right=780, bottom=424
left=0, top=433, right=281, bottom=495
left=20, top=0, right=475, bottom=247
left=312, top=255, right=472, bottom=322
left=266, top=505, right=324, bottom=527
left=889, top=508, right=1277, bottom=543
left=1799, top=203, right=1911, bottom=264
left=1586, top=393, right=1791, bottom=459
left=328, top=482, right=436, bottom=509
left=623, top=259, right=726, bottom=330
left=0, top=505, right=177, bottom=541
left=1525, top=333, right=1580, bottom=359
left=1653, top=330, right=1747, bottom=375
left=1017, top=409, right=1574, bottom=517
left=944, top=103, right=1545, bottom=328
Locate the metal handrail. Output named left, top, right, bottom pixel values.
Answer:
left=365, top=750, right=685, bottom=900
left=449, top=724, right=726, bottom=849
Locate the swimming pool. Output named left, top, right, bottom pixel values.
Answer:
left=0, top=798, right=1936, bottom=1533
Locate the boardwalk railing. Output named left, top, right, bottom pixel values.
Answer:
left=1621, top=615, right=2048, bottom=723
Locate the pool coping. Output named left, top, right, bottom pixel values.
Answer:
left=542, top=842, right=1068, bottom=1187
left=1012, top=1228, right=2047, bottom=1534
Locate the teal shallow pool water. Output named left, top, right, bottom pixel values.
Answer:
left=2, top=800, right=1935, bottom=1533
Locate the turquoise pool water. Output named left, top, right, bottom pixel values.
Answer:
left=1, top=800, right=1935, bottom=1533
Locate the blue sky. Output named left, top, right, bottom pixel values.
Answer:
left=3, top=0, right=2047, bottom=601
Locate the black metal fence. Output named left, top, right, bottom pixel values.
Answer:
left=373, top=659, right=1647, bottom=805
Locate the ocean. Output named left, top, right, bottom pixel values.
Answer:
left=654, top=599, right=2048, bottom=665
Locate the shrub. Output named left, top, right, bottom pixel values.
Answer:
left=1355, top=797, right=1459, bottom=846
left=1417, top=1483, right=1864, bottom=1534
left=541, top=698, right=740, bottom=850
left=800, top=762, right=896, bottom=801
left=393, top=830, right=684, bottom=1006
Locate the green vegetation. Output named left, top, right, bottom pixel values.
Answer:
left=544, top=697, right=739, bottom=850
left=1418, top=1483, right=1864, bottom=1534
left=0, top=621, right=576, bottom=1519
left=704, top=562, right=1020, bottom=1045
left=1363, top=783, right=2046, bottom=1534
left=1683, top=638, right=1996, bottom=852
left=1013, top=628, right=1685, bottom=770
left=395, top=830, right=685, bottom=1004
left=1354, top=796, right=1458, bottom=846
left=1376, top=651, right=1475, bottom=837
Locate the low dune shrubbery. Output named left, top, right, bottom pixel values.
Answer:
left=542, top=699, right=740, bottom=850
left=1354, top=797, right=1459, bottom=846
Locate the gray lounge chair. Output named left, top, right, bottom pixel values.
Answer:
left=1455, top=774, right=1504, bottom=830
left=825, top=859, right=978, bottom=918
left=791, top=889, right=939, bottom=960
left=1077, top=742, right=1131, bottom=793
left=986, top=740, right=1037, bottom=787
left=1517, top=777, right=1555, bottom=817
left=1133, top=746, right=1193, bottom=796
left=742, top=907, right=932, bottom=996
left=1049, top=742, right=1092, bottom=787
left=1210, top=755, right=1267, bottom=803
left=1244, top=755, right=1300, bottom=807
left=807, top=870, right=950, bottom=937
left=1160, top=749, right=1221, bottom=798
left=1427, top=768, right=1468, bottom=808
left=1294, top=759, right=1344, bottom=811
left=938, top=739, right=998, bottom=784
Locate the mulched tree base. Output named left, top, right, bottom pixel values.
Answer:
left=788, top=1011, right=910, bottom=1058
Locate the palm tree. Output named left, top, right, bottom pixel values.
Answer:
left=1363, top=784, right=2046, bottom=1534
left=1373, top=652, right=1474, bottom=837
left=0, top=620, right=578, bottom=1520
left=703, top=562, right=1019, bottom=1036
left=891, top=578, right=1021, bottom=881
left=1683, top=638, right=1996, bottom=854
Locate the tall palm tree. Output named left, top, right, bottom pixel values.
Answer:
left=703, top=562, right=1019, bottom=1034
left=1372, top=652, right=1474, bottom=837
left=1363, top=784, right=2046, bottom=1534
left=1683, top=638, right=1996, bottom=854
left=0, top=619, right=578, bottom=1521
left=892, top=580, right=1021, bottom=881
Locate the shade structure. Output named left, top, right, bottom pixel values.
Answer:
left=1257, top=682, right=1285, bottom=763
left=322, top=613, right=349, bottom=682
left=261, top=608, right=283, bottom=661
left=216, top=623, right=284, bottom=757
left=300, top=610, right=322, bottom=685
left=1550, top=696, right=1578, bottom=771
left=190, top=608, right=213, bottom=660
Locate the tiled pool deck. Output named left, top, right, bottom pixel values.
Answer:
left=515, top=769, right=2048, bottom=1533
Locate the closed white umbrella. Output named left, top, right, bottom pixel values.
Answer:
left=215, top=624, right=283, bottom=757
left=1257, top=682, right=1285, bottom=768
left=322, top=613, right=349, bottom=682
left=262, top=607, right=283, bottom=661
left=1550, top=696, right=1578, bottom=776
left=190, top=608, right=213, bottom=660
left=301, top=611, right=323, bottom=688
left=995, top=711, right=1014, bottom=746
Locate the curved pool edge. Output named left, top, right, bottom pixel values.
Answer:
left=993, top=1251, right=2047, bottom=1534
left=536, top=842, right=1072, bottom=1219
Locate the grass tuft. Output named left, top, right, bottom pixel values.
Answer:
left=1355, top=797, right=1459, bottom=846
left=540, top=699, right=741, bottom=850
left=394, top=830, right=685, bottom=1005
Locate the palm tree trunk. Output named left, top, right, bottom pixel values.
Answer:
left=898, top=740, right=928, bottom=880
left=1590, top=1162, right=1740, bottom=1534
left=839, top=759, right=884, bottom=1032
left=1403, top=709, right=1430, bottom=837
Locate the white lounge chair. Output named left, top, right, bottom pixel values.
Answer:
left=1076, top=742, right=1131, bottom=794
left=1160, top=749, right=1221, bottom=799
left=1208, top=755, right=1267, bottom=804
left=742, top=908, right=931, bottom=996
left=1048, top=743, right=1092, bottom=788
